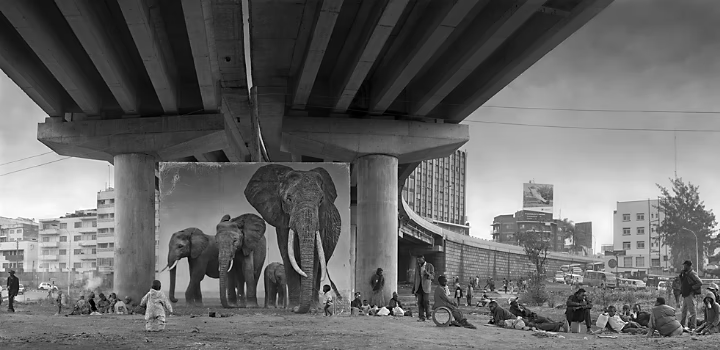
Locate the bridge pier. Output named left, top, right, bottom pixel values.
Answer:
left=114, top=153, right=156, bottom=304
left=355, top=154, right=398, bottom=304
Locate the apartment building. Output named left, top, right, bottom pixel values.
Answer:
left=0, top=240, right=39, bottom=272
left=38, top=209, right=98, bottom=274
left=613, top=199, right=670, bottom=274
left=0, top=216, right=39, bottom=242
left=401, top=149, right=469, bottom=235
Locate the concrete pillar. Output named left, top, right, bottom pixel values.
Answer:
left=114, top=153, right=156, bottom=304
left=355, top=154, right=398, bottom=303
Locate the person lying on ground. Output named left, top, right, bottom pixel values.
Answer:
left=488, top=300, right=525, bottom=330
left=647, top=297, right=683, bottom=337
left=434, top=275, right=476, bottom=329
left=630, top=303, right=650, bottom=327
left=596, top=305, right=645, bottom=334
left=509, top=298, right=569, bottom=332
left=694, top=292, right=720, bottom=335
left=565, top=288, right=593, bottom=334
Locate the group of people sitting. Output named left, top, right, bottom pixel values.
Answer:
left=350, top=291, right=411, bottom=317
left=64, top=291, right=132, bottom=316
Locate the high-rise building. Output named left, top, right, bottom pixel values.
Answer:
left=38, top=209, right=98, bottom=275
left=401, top=149, right=469, bottom=235
left=613, top=199, right=670, bottom=274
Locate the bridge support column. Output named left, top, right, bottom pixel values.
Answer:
left=355, top=154, right=398, bottom=304
left=114, top=153, right=156, bottom=305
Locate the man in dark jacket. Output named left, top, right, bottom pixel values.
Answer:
left=412, top=255, right=434, bottom=322
left=6, top=269, right=20, bottom=312
left=679, top=260, right=703, bottom=330
left=565, top=288, right=593, bottom=334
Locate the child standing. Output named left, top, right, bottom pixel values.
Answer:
left=140, top=280, right=173, bottom=331
left=454, top=285, right=463, bottom=306
left=55, top=290, right=63, bottom=315
left=466, top=284, right=473, bottom=306
left=322, top=284, right=333, bottom=316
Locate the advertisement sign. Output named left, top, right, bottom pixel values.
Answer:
left=523, top=183, right=554, bottom=210
left=517, top=210, right=553, bottom=222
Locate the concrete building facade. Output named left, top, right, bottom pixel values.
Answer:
left=612, top=199, right=670, bottom=274
left=0, top=216, right=39, bottom=242
left=38, top=210, right=98, bottom=275
left=402, top=149, right=469, bottom=235
left=0, top=240, right=39, bottom=273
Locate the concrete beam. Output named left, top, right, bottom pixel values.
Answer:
left=220, top=91, right=251, bottom=161
left=444, top=0, right=614, bottom=121
left=37, top=114, right=225, bottom=161
left=0, top=15, right=65, bottom=116
left=330, top=0, right=409, bottom=113
left=280, top=116, right=469, bottom=163
left=255, top=86, right=292, bottom=162
left=181, top=0, right=220, bottom=112
left=292, top=0, right=344, bottom=109
left=156, top=130, right=227, bottom=161
left=194, top=153, right=209, bottom=162
left=118, top=0, right=178, bottom=114
left=368, top=0, right=477, bottom=114
left=0, top=0, right=101, bottom=115
left=409, top=0, right=543, bottom=117
left=56, top=0, right=139, bottom=114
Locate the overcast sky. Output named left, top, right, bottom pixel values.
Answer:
left=1, top=0, right=719, bottom=252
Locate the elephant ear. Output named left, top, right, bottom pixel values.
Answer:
left=233, top=213, right=266, bottom=256
left=310, top=167, right=341, bottom=261
left=244, top=164, right=294, bottom=227
left=189, top=228, right=209, bottom=259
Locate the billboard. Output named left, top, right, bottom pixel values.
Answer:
left=523, top=183, right=554, bottom=211
left=158, top=162, right=351, bottom=308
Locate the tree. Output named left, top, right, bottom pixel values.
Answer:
left=517, top=230, right=551, bottom=305
left=657, top=178, right=718, bottom=270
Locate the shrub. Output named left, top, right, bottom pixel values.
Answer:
left=519, top=273, right=548, bottom=306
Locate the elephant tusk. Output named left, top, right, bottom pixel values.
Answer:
left=316, top=231, right=327, bottom=282
left=164, top=260, right=179, bottom=272
left=228, top=258, right=234, bottom=273
left=288, top=229, right=307, bottom=278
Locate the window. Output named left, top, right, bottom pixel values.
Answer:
left=637, top=227, right=645, bottom=235
left=636, top=257, right=645, bottom=267
left=74, top=222, right=82, bottom=228
left=651, top=226, right=657, bottom=233
left=91, top=235, right=96, bottom=240
left=91, top=262, right=97, bottom=268
left=92, top=221, right=97, bottom=227
left=623, top=242, right=631, bottom=249
left=637, top=241, right=645, bottom=249
left=652, top=259, right=661, bottom=267
left=74, top=262, right=81, bottom=268
left=92, top=248, right=96, bottom=254
left=74, top=249, right=82, bottom=255
left=74, top=235, right=81, bottom=241
left=42, top=237, right=50, bottom=242
left=664, top=255, right=669, bottom=261
left=59, top=249, right=67, bottom=255
left=42, top=249, right=49, bottom=255
left=60, top=236, right=67, bottom=242
left=636, top=213, right=645, bottom=221
left=623, top=257, right=632, bottom=267
left=16, top=229, right=22, bottom=233
left=60, top=263, right=66, bottom=269
left=622, top=214, right=630, bottom=221
left=623, top=228, right=631, bottom=236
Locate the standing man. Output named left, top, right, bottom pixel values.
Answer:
left=6, top=269, right=20, bottom=312
left=412, top=255, right=435, bottom=322
left=370, top=268, right=385, bottom=307
left=679, top=260, right=703, bottom=331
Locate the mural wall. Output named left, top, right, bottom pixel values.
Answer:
left=158, top=162, right=351, bottom=310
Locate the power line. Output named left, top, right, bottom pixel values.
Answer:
left=462, top=119, right=720, bottom=133
left=0, top=157, right=71, bottom=177
left=480, top=105, right=720, bottom=114
left=0, top=151, right=54, bottom=166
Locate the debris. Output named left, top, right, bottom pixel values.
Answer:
left=145, top=337, right=151, bottom=343
left=598, top=335, right=617, bottom=339
left=191, top=327, right=200, bottom=333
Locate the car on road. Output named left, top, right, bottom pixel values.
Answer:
left=18, top=284, right=25, bottom=295
left=38, top=282, right=53, bottom=290
left=554, top=271, right=565, bottom=283
left=658, top=281, right=667, bottom=292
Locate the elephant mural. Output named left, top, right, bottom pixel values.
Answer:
left=264, top=262, right=287, bottom=308
left=244, top=164, right=342, bottom=314
left=162, top=228, right=229, bottom=306
left=216, top=213, right=267, bottom=308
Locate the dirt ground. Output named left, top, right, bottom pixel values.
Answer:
left=0, top=294, right=717, bottom=350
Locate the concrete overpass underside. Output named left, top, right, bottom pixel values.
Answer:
left=0, top=0, right=613, bottom=308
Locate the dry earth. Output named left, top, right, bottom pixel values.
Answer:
left=0, top=293, right=717, bottom=349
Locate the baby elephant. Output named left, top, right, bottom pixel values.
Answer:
left=264, top=262, right=287, bottom=308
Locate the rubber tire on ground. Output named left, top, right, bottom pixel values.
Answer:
left=432, top=307, right=454, bottom=327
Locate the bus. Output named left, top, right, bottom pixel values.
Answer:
left=583, top=271, right=617, bottom=289
left=586, top=262, right=605, bottom=272
left=561, top=264, right=584, bottom=274
left=617, top=278, right=647, bottom=291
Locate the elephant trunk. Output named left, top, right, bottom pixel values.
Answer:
left=219, top=258, right=231, bottom=308
left=291, top=206, right=319, bottom=314
left=169, top=264, right=178, bottom=303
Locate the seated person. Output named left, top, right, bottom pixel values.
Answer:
left=694, top=292, right=720, bottom=335
left=434, top=275, right=476, bottom=329
left=510, top=298, right=568, bottom=332
left=565, top=288, right=593, bottom=334
left=350, top=292, right=364, bottom=315
left=630, top=303, right=651, bottom=327
left=597, top=306, right=645, bottom=334
left=115, top=296, right=130, bottom=315
left=619, top=304, right=633, bottom=322
left=488, top=300, right=524, bottom=329
left=388, top=292, right=405, bottom=316
left=360, top=300, right=371, bottom=315
left=477, top=292, right=492, bottom=307
left=647, top=297, right=682, bottom=337
left=70, top=295, right=89, bottom=315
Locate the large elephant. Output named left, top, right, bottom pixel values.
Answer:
left=264, top=262, right=287, bottom=308
left=162, top=228, right=231, bottom=306
left=244, top=164, right=342, bottom=314
left=216, top=213, right=267, bottom=308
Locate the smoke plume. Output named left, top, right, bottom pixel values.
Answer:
left=84, top=277, right=103, bottom=291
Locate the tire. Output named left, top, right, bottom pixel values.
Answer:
left=432, top=307, right=454, bottom=327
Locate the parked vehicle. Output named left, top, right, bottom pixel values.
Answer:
left=584, top=271, right=617, bottom=289
left=554, top=271, right=565, bottom=283
left=566, top=273, right=584, bottom=285
left=18, top=284, right=25, bottom=295
left=658, top=281, right=667, bottom=292
left=617, top=278, right=646, bottom=291
left=38, top=282, right=53, bottom=290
